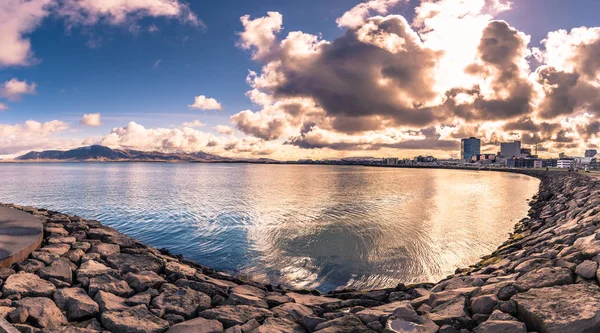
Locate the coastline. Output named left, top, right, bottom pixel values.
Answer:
left=0, top=170, right=599, bottom=332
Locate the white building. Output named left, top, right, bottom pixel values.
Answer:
left=382, top=157, right=399, bottom=165
left=534, top=160, right=543, bottom=168
left=557, top=159, right=574, bottom=169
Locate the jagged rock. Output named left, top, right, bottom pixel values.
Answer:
left=470, top=295, right=498, bottom=315
left=383, top=318, right=439, bottom=333
left=16, top=297, right=67, bottom=329
left=0, top=267, right=16, bottom=279
left=488, top=310, right=517, bottom=321
left=94, top=290, right=129, bottom=312
left=30, top=251, right=60, bottom=265
left=126, top=288, right=159, bottom=306
left=87, top=228, right=118, bottom=240
left=9, top=306, right=28, bottom=324
left=164, top=314, right=186, bottom=326
left=287, top=292, right=341, bottom=308
left=54, top=287, right=99, bottom=321
left=45, top=227, right=69, bottom=237
left=575, top=260, right=598, bottom=279
left=38, top=259, right=73, bottom=284
left=165, top=317, right=224, bottom=333
left=47, top=236, right=77, bottom=244
left=76, top=260, right=114, bottom=279
left=64, top=249, right=86, bottom=263
left=512, top=283, right=600, bottom=333
left=272, top=303, right=313, bottom=323
left=356, top=301, right=421, bottom=325
left=89, top=243, right=120, bottom=258
left=314, top=315, right=372, bottom=332
left=427, top=297, right=468, bottom=326
left=38, top=243, right=71, bottom=256
left=256, top=317, right=305, bottom=332
left=15, top=259, right=45, bottom=273
left=151, top=287, right=211, bottom=318
left=106, top=253, right=163, bottom=274
left=71, top=242, right=92, bottom=252
left=125, top=271, right=166, bottom=292
left=165, top=262, right=196, bottom=277
left=175, top=279, right=228, bottom=298
left=89, top=274, right=134, bottom=297
left=0, top=306, right=15, bottom=320
left=2, top=273, right=56, bottom=297
left=101, top=305, right=170, bottom=333
left=266, top=294, right=294, bottom=307
left=514, top=267, right=573, bottom=292
left=473, top=320, right=526, bottom=333
left=226, top=286, right=269, bottom=309
left=198, top=305, right=272, bottom=328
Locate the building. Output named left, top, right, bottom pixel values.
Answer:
left=507, top=158, right=535, bottom=168
left=461, top=137, right=481, bottom=161
left=382, top=157, right=398, bottom=165
left=585, top=149, right=598, bottom=157
left=533, top=160, right=543, bottom=168
left=542, top=159, right=557, bottom=168
left=557, top=159, right=574, bottom=169
left=500, top=141, right=521, bottom=158
left=520, top=148, right=532, bottom=157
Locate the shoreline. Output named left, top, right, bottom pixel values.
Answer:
left=1, top=170, right=599, bottom=332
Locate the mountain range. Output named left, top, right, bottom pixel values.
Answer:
left=15, top=145, right=233, bottom=162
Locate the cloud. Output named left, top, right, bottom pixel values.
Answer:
left=153, top=59, right=162, bottom=69
left=0, top=103, right=7, bottom=111
left=0, top=0, right=201, bottom=67
left=182, top=120, right=205, bottom=128
left=336, top=0, right=405, bottom=29
left=80, top=113, right=102, bottom=127
left=0, top=78, right=37, bottom=101
left=237, top=12, right=283, bottom=60
left=0, top=120, right=71, bottom=155
left=188, top=95, right=222, bottom=110
left=215, top=125, right=234, bottom=135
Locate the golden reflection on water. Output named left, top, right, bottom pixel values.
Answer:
left=0, top=164, right=539, bottom=291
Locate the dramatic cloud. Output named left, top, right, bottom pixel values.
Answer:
left=0, top=120, right=71, bottom=155
left=336, top=0, right=405, bottom=29
left=0, top=78, right=37, bottom=101
left=237, top=11, right=283, bottom=59
left=0, top=0, right=201, bottom=67
left=215, top=125, right=234, bottom=135
left=188, top=95, right=222, bottom=110
left=80, top=113, right=102, bottom=127
left=182, top=120, right=205, bottom=128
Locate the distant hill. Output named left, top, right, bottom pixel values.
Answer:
left=15, top=145, right=231, bottom=162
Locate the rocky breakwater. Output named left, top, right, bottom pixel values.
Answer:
left=1, top=171, right=600, bottom=333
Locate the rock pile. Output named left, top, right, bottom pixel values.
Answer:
left=1, top=171, right=600, bottom=332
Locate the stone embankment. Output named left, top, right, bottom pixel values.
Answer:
left=1, top=171, right=599, bottom=333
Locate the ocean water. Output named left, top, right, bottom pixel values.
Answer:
left=0, top=163, right=539, bottom=291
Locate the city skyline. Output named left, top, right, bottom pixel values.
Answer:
left=2, top=0, right=600, bottom=160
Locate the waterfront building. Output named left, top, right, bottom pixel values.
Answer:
left=585, top=149, right=598, bottom=157
left=557, top=159, right=574, bottom=169
left=507, top=158, right=535, bottom=168
left=500, top=141, right=521, bottom=158
left=382, top=157, right=399, bottom=165
left=542, top=159, right=558, bottom=168
left=461, top=137, right=481, bottom=161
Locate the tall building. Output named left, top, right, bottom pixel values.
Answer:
left=500, top=141, right=521, bottom=158
left=585, top=149, right=597, bottom=157
left=461, top=137, right=480, bottom=161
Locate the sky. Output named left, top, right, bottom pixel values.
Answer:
left=1, top=0, right=600, bottom=160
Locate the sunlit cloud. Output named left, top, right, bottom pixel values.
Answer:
left=188, top=95, right=222, bottom=110
left=80, top=113, right=102, bottom=127
left=0, top=78, right=37, bottom=101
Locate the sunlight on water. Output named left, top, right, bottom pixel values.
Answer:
left=0, top=163, right=539, bottom=291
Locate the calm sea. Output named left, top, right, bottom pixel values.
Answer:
left=0, top=163, right=539, bottom=291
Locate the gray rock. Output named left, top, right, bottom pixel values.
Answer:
left=470, top=295, right=498, bottom=315
left=89, top=274, right=134, bottom=297
left=265, top=293, right=294, bottom=308
left=514, top=267, right=573, bottom=292
left=198, top=305, right=272, bottom=328
left=575, top=260, right=598, bottom=279
left=76, top=260, right=114, bottom=279
left=473, top=320, right=526, bottom=333
left=38, top=259, right=73, bottom=284
left=94, top=290, right=129, bottom=312
left=427, top=296, right=468, bottom=326
left=15, top=259, right=45, bottom=273
left=166, top=317, right=223, bottom=333
left=16, top=297, right=67, bottom=329
left=30, top=251, right=60, bottom=265
left=54, top=287, right=99, bottom=321
left=2, top=273, right=56, bottom=297
left=101, top=305, right=170, bottom=333
left=151, top=287, right=211, bottom=318
left=126, top=288, right=159, bottom=306
left=126, top=271, right=166, bottom=292
left=106, top=253, right=163, bottom=274
left=271, top=303, right=313, bottom=323
left=89, top=243, right=120, bottom=258
left=512, top=283, right=600, bottom=333
left=165, top=262, right=197, bottom=277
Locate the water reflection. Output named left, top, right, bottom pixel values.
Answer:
left=0, top=164, right=539, bottom=291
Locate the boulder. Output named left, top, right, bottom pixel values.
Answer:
left=151, top=287, right=212, bottom=318
left=76, top=260, right=115, bottom=279
left=38, top=259, right=73, bottom=284
left=89, top=274, right=134, bottom=297
left=514, top=267, right=573, bottom=292
left=512, top=283, right=600, bottom=333
left=166, top=317, right=224, bottom=333
left=54, top=287, right=99, bottom=321
left=165, top=262, right=197, bottom=277
left=427, top=297, right=468, bottom=326
left=16, top=297, right=67, bottom=329
left=30, top=251, right=60, bottom=265
left=107, top=253, right=163, bottom=274
left=38, top=243, right=71, bottom=256
left=2, top=273, right=56, bottom=297
left=287, top=292, right=341, bottom=308
left=94, top=291, right=129, bottom=312
left=470, top=295, right=498, bottom=315
left=89, top=243, right=121, bottom=258
left=271, top=303, right=313, bottom=323
left=198, top=305, right=272, bottom=328
left=102, top=305, right=170, bottom=333
left=254, top=317, right=305, bottom=332
left=575, top=260, right=598, bottom=279
left=15, top=259, right=45, bottom=273
left=473, top=320, right=526, bottom=333
left=314, top=315, right=372, bottom=332
left=175, top=279, right=228, bottom=298
left=125, top=271, right=166, bottom=292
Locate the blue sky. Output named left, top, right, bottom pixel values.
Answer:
left=1, top=0, right=600, bottom=159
